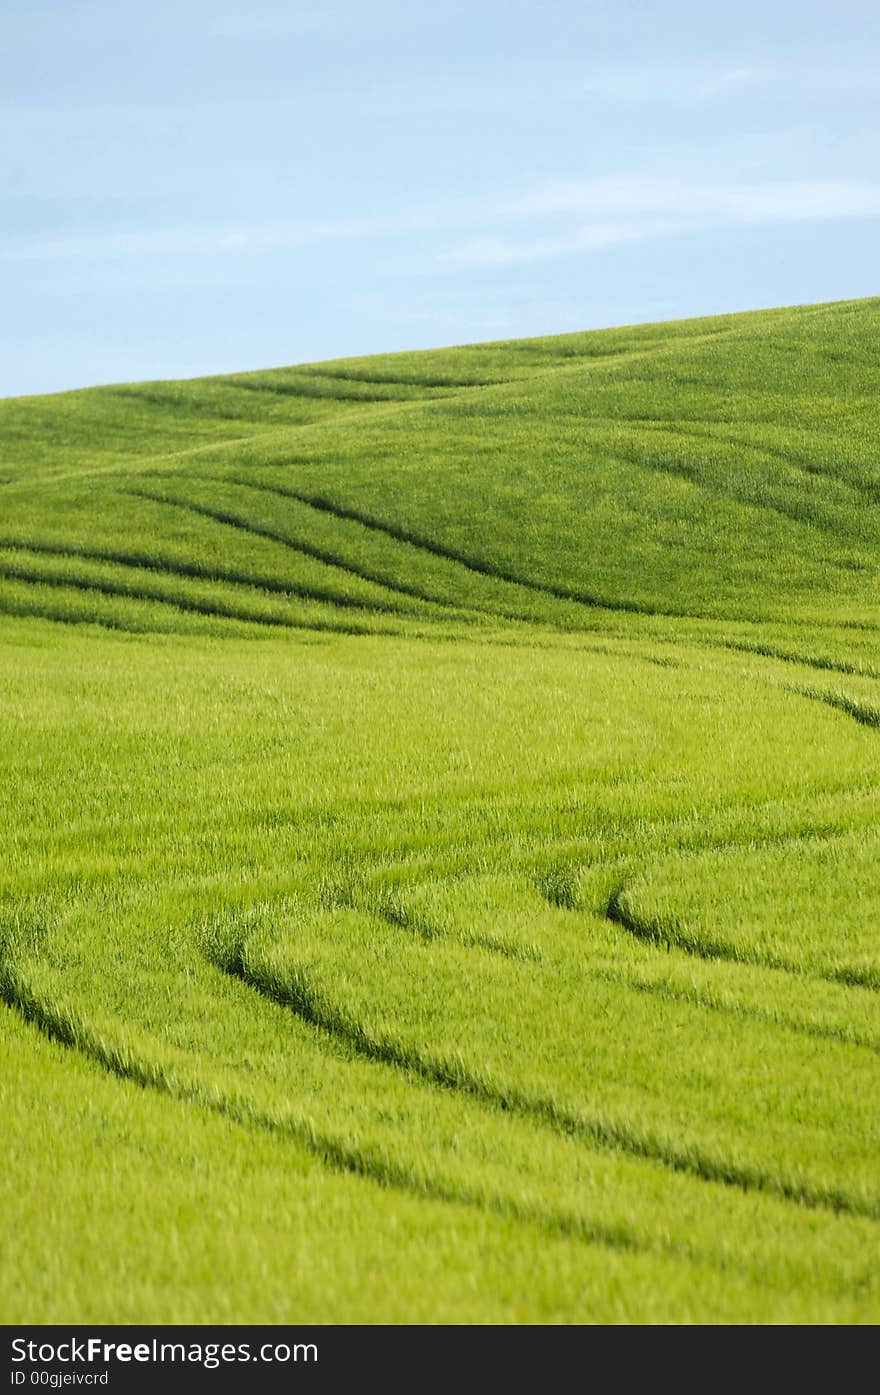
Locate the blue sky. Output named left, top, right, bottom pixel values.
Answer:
left=2, top=0, right=879, bottom=396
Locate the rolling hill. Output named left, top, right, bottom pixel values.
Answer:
left=1, top=297, right=879, bottom=1323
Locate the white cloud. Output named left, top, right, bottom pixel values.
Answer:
left=440, top=222, right=676, bottom=267
left=206, top=10, right=332, bottom=38
left=3, top=176, right=879, bottom=272
left=507, top=176, right=880, bottom=223
left=717, top=65, right=775, bottom=88
left=444, top=177, right=880, bottom=267
left=0, top=213, right=430, bottom=265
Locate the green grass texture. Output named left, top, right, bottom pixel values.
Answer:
left=1, top=297, right=879, bottom=1323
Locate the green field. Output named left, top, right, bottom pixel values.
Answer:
left=2, top=297, right=879, bottom=1323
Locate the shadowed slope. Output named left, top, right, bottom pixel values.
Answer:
left=2, top=297, right=879, bottom=634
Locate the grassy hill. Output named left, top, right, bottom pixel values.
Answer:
left=2, top=298, right=880, bottom=1323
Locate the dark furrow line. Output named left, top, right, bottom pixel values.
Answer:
left=229, top=478, right=672, bottom=620
left=659, top=419, right=880, bottom=507
left=359, top=896, right=541, bottom=965
left=588, top=965, right=880, bottom=1056
left=489, top=324, right=736, bottom=366
left=226, top=478, right=549, bottom=628
left=619, top=631, right=880, bottom=738
left=0, top=536, right=432, bottom=621
left=0, top=594, right=164, bottom=636
left=102, top=387, right=271, bottom=425
left=606, top=888, right=880, bottom=994
left=617, top=442, right=854, bottom=542
left=305, top=369, right=510, bottom=390
left=222, top=378, right=421, bottom=404
left=0, top=561, right=382, bottom=638
left=127, top=486, right=486, bottom=621
left=532, top=820, right=865, bottom=903
left=718, top=639, right=880, bottom=682
left=358, top=869, right=878, bottom=1049
left=0, top=951, right=665, bottom=1262
left=790, top=684, right=880, bottom=729
left=128, top=370, right=534, bottom=469
left=0, top=557, right=298, bottom=632
left=231, top=951, right=879, bottom=1221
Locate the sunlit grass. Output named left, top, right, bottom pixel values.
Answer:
left=1, top=298, right=879, bottom=1322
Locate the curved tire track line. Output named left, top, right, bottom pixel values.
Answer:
left=586, top=964, right=880, bottom=1056
left=535, top=866, right=880, bottom=1051
left=606, top=887, right=880, bottom=994
left=656, top=419, right=880, bottom=509
left=0, top=536, right=439, bottom=622
left=0, top=943, right=679, bottom=1264
left=229, top=478, right=673, bottom=620
left=789, top=684, right=880, bottom=729
left=351, top=892, right=542, bottom=965
left=127, top=486, right=487, bottom=623
left=614, top=438, right=854, bottom=544
left=717, top=639, right=880, bottom=683
left=219, top=377, right=436, bottom=405
left=224, top=939, right=879, bottom=1222
left=0, top=566, right=386, bottom=638
left=228, top=476, right=554, bottom=626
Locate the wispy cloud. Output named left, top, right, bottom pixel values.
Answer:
left=443, top=177, right=880, bottom=267
left=717, top=64, right=773, bottom=88
left=0, top=3, right=333, bottom=41
left=4, top=176, right=879, bottom=273
left=559, top=61, right=777, bottom=105
left=204, top=9, right=333, bottom=38
left=440, top=222, right=676, bottom=268
left=507, top=177, right=880, bottom=222
left=0, top=213, right=430, bottom=265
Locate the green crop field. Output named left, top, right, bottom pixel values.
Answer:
left=2, top=297, right=879, bottom=1323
